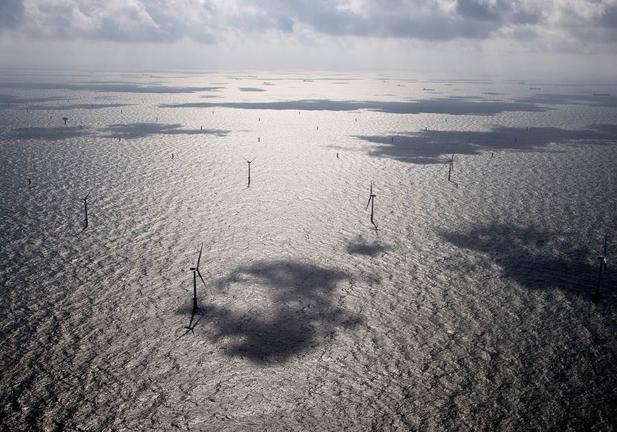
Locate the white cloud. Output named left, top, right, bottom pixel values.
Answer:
left=0, top=0, right=615, bottom=76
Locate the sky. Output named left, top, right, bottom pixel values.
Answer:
left=0, top=0, right=616, bottom=80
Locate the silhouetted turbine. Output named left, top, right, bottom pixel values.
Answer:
left=82, top=190, right=91, bottom=230
left=245, top=158, right=255, bottom=187
left=182, top=244, right=207, bottom=336
left=366, top=182, right=377, bottom=229
left=594, top=234, right=609, bottom=300
left=189, top=243, right=207, bottom=314
left=448, top=154, right=455, bottom=182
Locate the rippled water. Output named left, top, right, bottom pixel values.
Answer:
left=1, top=71, right=616, bottom=431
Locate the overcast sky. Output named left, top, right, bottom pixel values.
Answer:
left=0, top=0, right=616, bottom=80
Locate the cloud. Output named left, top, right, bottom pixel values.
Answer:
left=0, top=0, right=616, bottom=54
left=0, top=0, right=24, bottom=29
left=456, top=0, right=503, bottom=21
left=21, top=0, right=217, bottom=43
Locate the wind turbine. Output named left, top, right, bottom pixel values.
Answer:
left=190, top=243, right=207, bottom=314
left=366, top=182, right=377, bottom=229
left=594, top=234, right=609, bottom=300
left=245, top=158, right=255, bottom=187
left=602, top=233, right=609, bottom=273
left=182, top=243, right=207, bottom=336
left=82, top=190, right=91, bottom=230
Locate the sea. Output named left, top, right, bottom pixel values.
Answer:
left=1, top=69, right=616, bottom=431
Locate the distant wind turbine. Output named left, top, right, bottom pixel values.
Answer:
left=366, top=182, right=377, bottom=229
left=245, top=158, right=255, bottom=187
left=594, top=234, right=609, bottom=300
left=448, top=154, right=455, bottom=182
left=82, top=190, right=91, bottom=230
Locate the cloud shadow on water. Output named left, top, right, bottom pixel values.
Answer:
left=358, top=125, right=617, bottom=164
left=8, top=126, right=91, bottom=141
left=0, top=94, right=68, bottom=105
left=202, top=260, right=361, bottom=364
left=159, top=97, right=547, bottom=115
left=24, top=103, right=135, bottom=111
left=441, top=223, right=614, bottom=299
left=4, top=123, right=231, bottom=141
left=102, top=123, right=229, bottom=139
left=347, top=236, right=392, bottom=257
left=516, top=93, right=617, bottom=109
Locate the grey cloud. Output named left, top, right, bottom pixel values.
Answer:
left=89, top=8, right=215, bottom=44
left=456, top=0, right=503, bottom=21
left=0, top=0, right=24, bottom=29
left=455, top=0, right=543, bottom=25
left=511, top=8, right=543, bottom=25
left=229, top=8, right=295, bottom=34
left=598, top=4, right=617, bottom=27
left=0, top=0, right=508, bottom=42
left=277, top=15, right=294, bottom=32
left=248, top=0, right=535, bottom=40
left=1, top=0, right=615, bottom=49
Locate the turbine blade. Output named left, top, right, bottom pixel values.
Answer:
left=604, top=234, right=608, bottom=257
left=196, top=243, right=203, bottom=268
left=366, top=182, right=373, bottom=207
left=197, top=269, right=207, bottom=289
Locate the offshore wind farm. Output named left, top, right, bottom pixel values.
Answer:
left=1, top=69, right=616, bottom=430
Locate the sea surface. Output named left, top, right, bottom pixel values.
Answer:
left=1, top=70, right=616, bottom=431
